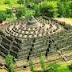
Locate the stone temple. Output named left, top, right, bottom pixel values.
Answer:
left=0, top=16, right=61, bottom=61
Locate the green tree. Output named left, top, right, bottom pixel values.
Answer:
left=25, top=9, right=34, bottom=19
left=0, top=11, right=6, bottom=23
left=69, top=1, right=72, bottom=17
left=57, top=0, right=70, bottom=17
left=39, top=1, right=57, bottom=17
left=17, top=0, right=24, bottom=4
left=6, top=9, right=13, bottom=18
left=34, top=4, right=41, bottom=16
left=16, top=9, right=22, bottom=19
left=16, top=7, right=26, bottom=19
left=4, top=0, right=11, bottom=4
left=5, top=54, right=15, bottom=72
left=57, top=0, right=64, bottom=17
left=63, top=2, right=70, bottom=17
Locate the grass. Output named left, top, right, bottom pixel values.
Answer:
left=0, top=69, right=7, bottom=72
left=55, top=18, right=72, bottom=26
left=0, top=60, right=72, bottom=72
left=66, top=18, right=72, bottom=22
left=16, top=62, right=71, bottom=72
left=57, top=66, right=71, bottom=72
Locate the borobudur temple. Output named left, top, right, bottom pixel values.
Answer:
left=0, top=16, right=66, bottom=62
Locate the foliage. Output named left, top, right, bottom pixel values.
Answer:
left=57, top=0, right=63, bottom=17
left=6, top=9, right=13, bottom=18
left=63, top=2, right=70, bottom=17
left=5, top=54, right=15, bottom=72
left=34, top=4, right=41, bottom=16
left=68, top=64, right=72, bottom=71
left=8, top=63, right=15, bottom=72
left=33, top=0, right=41, bottom=4
left=17, top=0, right=24, bottom=4
left=39, top=54, right=47, bottom=71
left=16, top=7, right=26, bottom=19
left=29, top=59, right=35, bottom=72
left=0, top=11, right=6, bottom=23
left=16, top=6, right=34, bottom=19
left=47, top=62, right=60, bottom=72
left=4, top=0, right=12, bottom=4
left=0, top=0, right=5, bottom=4
left=4, top=0, right=17, bottom=4
left=34, top=1, right=57, bottom=17
left=0, top=0, right=72, bottom=20
left=24, top=0, right=30, bottom=7
left=16, top=10, right=22, bottom=19
left=57, top=66, right=70, bottom=72
left=25, top=9, right=34, bottom=19
left=20, top=7, right=26, bottom=16
left=57, top=0, right=70, bottom=17
left=69, top=1, right=72, bottom=17
left=5, top=54, right=13, bottom=66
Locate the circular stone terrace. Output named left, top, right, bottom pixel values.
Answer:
left=5, top=16, right=61, bottom=38
left=0, top=16, right=70, bottom=68
left=0, top=16, right=62, bottom=62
